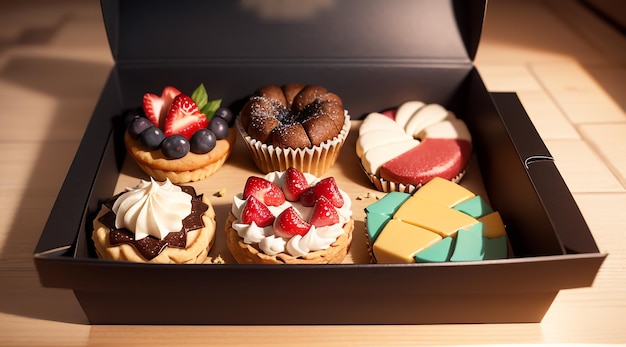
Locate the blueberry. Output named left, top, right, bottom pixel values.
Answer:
left=124, top=113, right=140, bottom=127
left=128, top=116, right=153, bottom=138
left=209, top=116, right=229, bottom=140
left=140, top=126, right=165, bottom=150
left=214, top=106, right=234, bottom=126
left=123, top=107, right=145, bottom=127
left=161, top=134, right=190, bottom=159
left=190, top=129, right=217, bottom=154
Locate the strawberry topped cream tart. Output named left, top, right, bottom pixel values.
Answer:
left=123, top=84, right=236, bottom=183
left=225, top=167, right=354, bottom=264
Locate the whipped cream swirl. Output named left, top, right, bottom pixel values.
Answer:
left=232, top=171, right=352, bottom=257
left=112, top=178, right=192, bottom=240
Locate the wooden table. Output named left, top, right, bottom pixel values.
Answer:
left=1, top=0, right=624, bottom=345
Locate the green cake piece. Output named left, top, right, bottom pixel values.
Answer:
left=414, top=237, right=455, bottom=263
left=453, top=195, right=493, bottom=218
left=450, top=224, right=484, bottom=262
left=366, top=212, right=390, bottom=243
left=365, top=178, right=508, bottom=264
left=483, top=235, right=508, bottom=260
left=364, top=191, right=411, bottom=216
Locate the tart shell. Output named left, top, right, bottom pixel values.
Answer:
left=92, top=195, right=216, bottom=264
left=224, top=212, right=354, bottom=264
left=124, top=128, right=236, bottom=183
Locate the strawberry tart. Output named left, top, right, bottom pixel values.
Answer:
left=225, top=167, right=354, bottom=264
left=237, top=83, right=351, bottom=176
left=92, top=178, right=217, bottom=264
left=357, top=101, right=472, bottom=193
left=123, top=84, right=236, bottom=184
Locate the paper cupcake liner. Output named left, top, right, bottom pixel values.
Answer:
left=363, top=216, right=376, bottom=264
left=236, top=113, right=351, bottom=177
left=361, top=162, right=467, bottom=194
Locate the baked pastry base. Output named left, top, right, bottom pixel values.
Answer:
left=92, top=195, right=216, bottom=264
left=124, top=128, right=236, bottom=183
left=224, top=212, right=354, bottom=264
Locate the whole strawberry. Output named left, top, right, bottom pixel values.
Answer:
left=282, top=167, right=309, bottom=201
left=299, top=177, right=344, bottom=208
left=240, top=195, right=275, bottom=227
left=309, top=195, right=340, bottom=227
left=243, top=176, right=286, bottom=206
left=273, top=207, right=311, bottom=238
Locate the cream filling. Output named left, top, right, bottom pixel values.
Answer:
left=358, top=102, right=472, bottom=175
left=112, top=178, right=192, bottom=240
left=394, top=100, right=425, bottom=128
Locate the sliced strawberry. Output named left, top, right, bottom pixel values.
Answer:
left=143, top=93, right=165, bottom=127
left=241, top=195, right=275, bottom=227
left=163, top=94, right=208, bottom=139
left=309, top=195, right=339, bottom=227
left=273, top=207, right=311, bottom=238
left=299, top=177, right=344, bottom=208
left=160, top=86, right=181, bottom=126
left=243, top=176, right=286, bottom=206
left=142, top=86, right=181, bottom=128
left=161, top=86, right=181, bottom=101
left=282, top=167, right=309, bottom=201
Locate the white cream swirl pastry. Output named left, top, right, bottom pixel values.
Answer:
left=112, top=178, right=192, bottom=240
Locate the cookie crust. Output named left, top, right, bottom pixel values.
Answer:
left=92, top=195, right=216, bottom=264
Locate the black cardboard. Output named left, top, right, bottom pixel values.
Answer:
left=34, top=0, right=605, bottom=324
left=102, top=0, right=482, bottom=63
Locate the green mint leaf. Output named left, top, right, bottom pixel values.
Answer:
left=191, top=83, right=208, bottom=110
left=201, top=99, right=222, bottom=120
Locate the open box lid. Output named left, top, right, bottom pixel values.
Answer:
left=101, top=0, right=486, bottom=65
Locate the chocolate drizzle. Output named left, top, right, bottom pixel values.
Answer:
left=98, top=185, right=208, bottom=260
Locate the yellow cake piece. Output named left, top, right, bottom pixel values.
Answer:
left=413, top=177, right=475, bottom=207
left=373, top=219, right=442, bottom=263
left=478, top=211, right=506, bottom=238
left=393, top=196, right=478, bottom=237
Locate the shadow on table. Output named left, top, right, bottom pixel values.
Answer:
left=0, top=54, right=111, bottom=324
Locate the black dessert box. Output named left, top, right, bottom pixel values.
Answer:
left=34, top=0, right=605, bottom=324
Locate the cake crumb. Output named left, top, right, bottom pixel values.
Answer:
left=356, top=192, right=381, bottom=200
left=208, top=255, right=225, bottom=264
left=214, top=188, right=227, bottom=197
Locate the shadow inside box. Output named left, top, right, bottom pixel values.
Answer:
left=0, top=55, right=110, bottom=323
